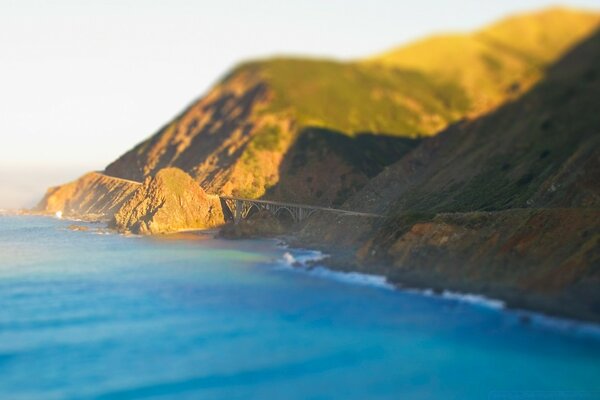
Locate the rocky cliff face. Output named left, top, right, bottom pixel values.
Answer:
left=36, top=172, right=140, bottom=220
left=113, top=168, right=224, bottom=234
left=361, top=209, right=600, bottom=321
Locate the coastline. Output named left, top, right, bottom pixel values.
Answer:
left=274, top=239, right=600, bottom=339
left=6, top=211, right=600, bottom=330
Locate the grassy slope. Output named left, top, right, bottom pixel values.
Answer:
left=246, top=58, right=470, bottom=136
left=235, top=5, right=600, bottom=142
left=371, top=8, right=599, bottom=113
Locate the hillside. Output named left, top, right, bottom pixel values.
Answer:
left=300, top=27, right=600, bottom=321
left=95, top=7, right=598, bottom=205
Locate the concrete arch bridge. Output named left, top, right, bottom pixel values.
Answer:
left=219, top=196, right=382, bottom=224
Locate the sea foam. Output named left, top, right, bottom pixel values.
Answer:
left=441, top=290, right=505, bottom=310
left=278, top=251, right=394, bottom=290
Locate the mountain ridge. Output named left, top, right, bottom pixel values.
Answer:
left=94, top=7, right=598, bottom=204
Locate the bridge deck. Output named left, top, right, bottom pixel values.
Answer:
left=219, top=196, right=383, bottom=218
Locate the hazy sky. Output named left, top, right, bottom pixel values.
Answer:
left=0, top=0, right=598, bottom=208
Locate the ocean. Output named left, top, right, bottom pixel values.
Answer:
left=1, top=215, right=599, bottom=399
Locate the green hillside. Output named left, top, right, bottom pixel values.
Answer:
left=234, top=58, right=470, bottom=137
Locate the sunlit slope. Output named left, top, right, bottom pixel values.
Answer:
left=372, top=8, right=599, bottom=112
left=98, top=7, right=598, bottom=203
left=237, top=58, right=470, bottom=137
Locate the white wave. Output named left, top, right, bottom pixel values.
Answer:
left=399, top=286, right=505, bottom=310
left=517, top=312, right=600, bottom=338
left=55, top=211, right=63, bottom=219
left=277, top=251, right=393, bottom=290
left=282, top=252, right=296, bottom=265
left=306, top=267, right=395, bottom=290
left=440, top=290, right=505, bottom=309
left=281, top=250, right=326, bottom=266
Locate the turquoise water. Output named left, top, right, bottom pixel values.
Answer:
left=1, top=216, right=599, bottom=400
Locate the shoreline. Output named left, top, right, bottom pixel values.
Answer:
left=274, top=240, right=600, bottom=338
left=285, top=230, right=600, bottom=325
left=5, top=212, right=600, bottom=329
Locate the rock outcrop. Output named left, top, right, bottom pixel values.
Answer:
left=36, top=172, right=140, bottom=220
left=113, top=168, right=224, bottom=234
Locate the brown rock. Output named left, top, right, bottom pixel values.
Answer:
left=67, top=224, right=89, bottom=231
left=113, top=168, right=224, bottom=234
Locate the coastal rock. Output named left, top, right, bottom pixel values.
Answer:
left=113, top=168, right=224, bottom=234
left=67, top=224, right=89, bottom=231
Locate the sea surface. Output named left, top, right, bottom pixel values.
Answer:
left=1, top=215, right=599, bottom=400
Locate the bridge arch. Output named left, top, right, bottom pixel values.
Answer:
left=243, top=203, right=261, bottom=219
left=274, top=206, right=296, bottom=223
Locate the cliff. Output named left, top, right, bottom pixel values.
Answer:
left=36, top=172, right=140, bottom=220
left=113, top=168, right=224, bottom=234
